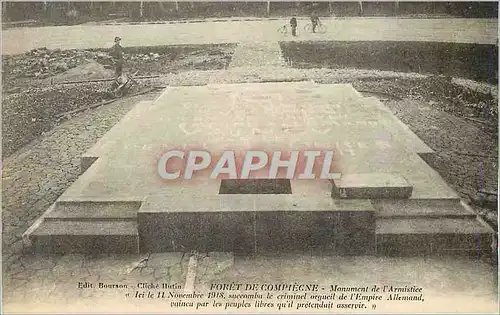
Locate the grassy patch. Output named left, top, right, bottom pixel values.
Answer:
left=280, top=41, right=498, bottom=83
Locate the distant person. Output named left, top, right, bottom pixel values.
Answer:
left=111, top=36, right=124, bottom=79
left=290, top=17, right=298, bottom=37
left=310, top=14, right=320, bottom=33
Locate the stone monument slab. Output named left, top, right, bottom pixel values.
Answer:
left=24, top=82, right=494, bottom=256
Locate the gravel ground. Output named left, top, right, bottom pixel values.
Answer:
left=2, top=44, right=235, bottom=157
left=280, top=41, right=499, bottom=83
left=2, top=92, right=162, bottom=272
left=380, top=97, right=497, bottom=224
left=121, top=44, right=235, bottom=75
left=325, top=76, right=498, bottom=124
left=3, top=44, right=235, bottom=87
left=2, top=83, right=112, bottom=157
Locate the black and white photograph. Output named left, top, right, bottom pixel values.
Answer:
left=1, top=1, right=498, bottom=313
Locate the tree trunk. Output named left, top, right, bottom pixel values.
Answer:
left=3, top=2, right=9, bottom=22
left=267, top=0, right=270, bottom=15
left=140, top=1, right=143, bottom=18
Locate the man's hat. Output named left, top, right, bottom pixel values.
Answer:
left=114, top=36, right=121, bottom=41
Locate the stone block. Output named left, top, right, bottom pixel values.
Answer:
left=138, top=212, right=255, bottom=253
left=255, top=211, right=337, bottom=253
left=30, top=220, right=139, bottom=254
left=333, top=173, right=413, bottom=199
left=219, top=179, right=292, bottom=194
left=44, top=201, right=140, bottom=221
left=376, top=217, right=494, bottom=257
left=256, top=210, right=376, bottom=255
left=24, top=83, right=491, bottom=257
left=372, top=199, right=473, bottom=218
left=334, top=211, right=376, bottom=255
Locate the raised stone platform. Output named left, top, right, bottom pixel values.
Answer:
left=24, top=82, right=494, bottom=257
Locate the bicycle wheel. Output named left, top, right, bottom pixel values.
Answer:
left=277, top=25, right=288, bottom=34
left=304, top=23, right=312, bottom=33
left=317, top=24, right=327, bottom=34
left=114, top=87, right=124, bottom=98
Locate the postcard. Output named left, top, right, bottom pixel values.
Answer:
left=2, top=1, right=498, bottom=313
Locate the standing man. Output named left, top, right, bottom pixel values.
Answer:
left=111, top=36, right=124, bottom=80
left=290, top=16, right=298, bottom=37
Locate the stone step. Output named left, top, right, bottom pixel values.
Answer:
left=332, top=173, right=413, bottom=199
left=44, top=201, right=140, bottom=221
left=138, top=195, right=376, bottom=255
left=29, top=220, right=139, bottom=254
left=138, top=210, right=376, bottom=255
left=372, top=199, right=475, bottom=218
left=376, top=216, right=494, bottom=257
left=26, top=198, right=493, bottom=257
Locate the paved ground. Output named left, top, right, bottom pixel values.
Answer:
left=3, top=252, right=497, bottom=313
left=3, top=18, right=497, bottom=55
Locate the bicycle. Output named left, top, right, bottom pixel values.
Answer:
left=304, top=21, right=327, bottom=34
left=109, top=70, right=139, bottom=98
left=277, top=24, right=288, bottom=35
